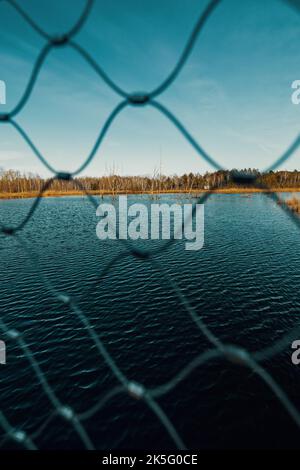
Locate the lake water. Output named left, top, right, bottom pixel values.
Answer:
left=1, top=193, right=300, bottom=449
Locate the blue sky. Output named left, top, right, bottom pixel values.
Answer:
left=0, top=0, right=299, bottom=177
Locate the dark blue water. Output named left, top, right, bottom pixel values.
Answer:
left=1, top=193, right=300, bottom=449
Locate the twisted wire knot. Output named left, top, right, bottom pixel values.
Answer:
left=231, top=172, right=257, bottom=185
left=128, top=93, right=150, bottom=106
left=51, top=35, right=69, bottom=46
left=56, top=172, right=72, bottom=181
left=0, top=114, right=10, bottom=122
left=1, top=226, right=15, bottom=236
left=224, top=345, right=250, bottom=366
left=59, top=406, right=74, bottom=421
left=131, top=249, right=150, bottom=260
left=127, top=381, right=145, bottom=399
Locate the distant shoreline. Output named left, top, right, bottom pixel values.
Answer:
left=1, top=188, right=300, bottom=200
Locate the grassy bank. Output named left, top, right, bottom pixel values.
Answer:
left=285, top=197, right=300, bottom=214
left=1, top=187, right=300, bottom=200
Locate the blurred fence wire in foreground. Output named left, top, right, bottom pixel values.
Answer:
left=0, top=0, right=300, bottom=450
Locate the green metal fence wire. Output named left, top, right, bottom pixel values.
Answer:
left=0, top=0, right=300, bottom=450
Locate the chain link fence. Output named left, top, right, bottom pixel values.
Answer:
left=0, top=0, right=300, bottom=450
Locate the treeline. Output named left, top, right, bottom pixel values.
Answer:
left=1, top=168, right=300, bottom=194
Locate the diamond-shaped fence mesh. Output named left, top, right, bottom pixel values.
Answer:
left=0, top=0, right=300, bottom=450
